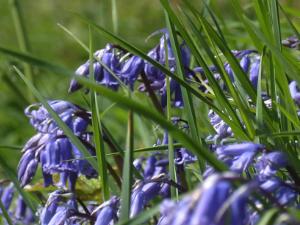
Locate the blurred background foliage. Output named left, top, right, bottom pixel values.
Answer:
left=0, top=0, right=299, bottom=173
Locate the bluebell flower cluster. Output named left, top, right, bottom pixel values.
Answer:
left=70, top=32, right=191, bottom=108
left=39, top=190, right=120, bottom=225
left=69, top=44, right=144, bottom=92
left=8, top=28, right=300, bottom=225
left=130, top=121, right=196, bottom=217
left=18, top=100, right=97, bottom=190
left=0, top=182, right=35, bottom=225
left=158, top=173, right=252, bottom=225
left=173, top=142, right=298, bottom=224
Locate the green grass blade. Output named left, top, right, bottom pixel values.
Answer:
left=161, top=0, right=250, bottom=140
left=89, top=26, right=109, bottom=201
left=230, top=0, right=263, bottom=50
left=268, top=0, right=282, bottom=48
left=0, top=199, right=13, bottom=225
left=196, top=14, right=256, bottom=139
left=9, top=0, right=34, bottom=102
left=57, top=23, right=89, bottom=52
left=255, top=48, right=266, bottom=133
left=118, top=204, right=160, bottom=225
left=164, top=34, right=178, bottom=198
left=164, top=9, right=200, bottom=143
left=259, top=131, right=300, bottom=138
left=256, top=208, right=279, bottom=225
left=279, top=3, right=300, bottom=40
left=111, top=0, right=118, bottom=34
left=119, top=108, right=134, bottom=221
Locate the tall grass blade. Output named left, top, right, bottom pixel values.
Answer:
left=112, top=0, right=118, bottom=34
left=164, top=35, right=178, bottom=198
left=89, top=26, right=109, bottom=200
left=0, top=199, right=13, bottom=225
left=119, top=107, right=134, bottom=221
left=9, top=0, right=34, bottom=102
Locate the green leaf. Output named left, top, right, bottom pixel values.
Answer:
left=89, top=26, right=109, bottom=201
left=0, top=199, right=13, bottom=225
left=256, top=208, right=279, bottom=225
left=117, top=204, right=160, bottom=225
left=119, top=108, right=134, bottom=221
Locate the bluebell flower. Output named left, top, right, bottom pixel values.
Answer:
left=19, top=133, right=97, bottom=189
left=157, top=127, right=197, bottom=166
left=205, top=142, right=264, bottom=176
left=133, top=157, right=144, bottom=172
left=248, top=55, right=260, bottom=89
left=98, top=51, right=120, bottom=90
left=69, top=44, right=122, bottom=92
left=194, top=49, right=260, bottom=92
left=156, top=200, right=176, bottom=225
left=141, top=31, right=191, bottom=108
left=130, top=175, right=168, bottom=217
left=0, top=182, right=36, bottom=225
left=207, top=110, right=233, bottom=141
left=25, top=100, right=89, bottom=134
left=19, top=100, right=97, bottom=189
left=92, top=196, right=120, bottom=225
left=40, top=190, right=83, bottom=225
left=289, top=81, right=300, bottom=105
left=143, top=155, right=157, bottom=179
left=157, top=173, right=250, bottom=225
left=118, top=55, right=144, bottom=89
left=255, top=152, right=287, bottom=178
left=70, top=44, right=145, bottom=93
left=205, top=142, right=299, bottom=211
left=1, top=183, right=14, bottom=210
left=160, top=78, right=184, bottom=108
left=68, top=61, right=90, bottom=92
left=175, top=148, right=197, bottom=165
left=282, top=36, right=300, bottom=49
left=40, top=190, right=64, bottom=225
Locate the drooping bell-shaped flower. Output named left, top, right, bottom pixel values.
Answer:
left=141, top=30, right=191, bottom=108
left=19, top=100, right=97, bottom=190
left=40, top=191, right=81, bottom=225
left=193, top=49, right=260, bottom=92
left=289, top=81, right=300, bottom=105
left=282, top=36, right=300, bottom=49
left=130, top=177, right=164, bottom=217
left=0, top=183, right=36, bottom=225
left=157, top=173, right=251, bottom=225
left=24, top=100, right=89, bottom=134
left=207, top=110, right=233, bottom=141
left=118, top=55, right=144, bottom=89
